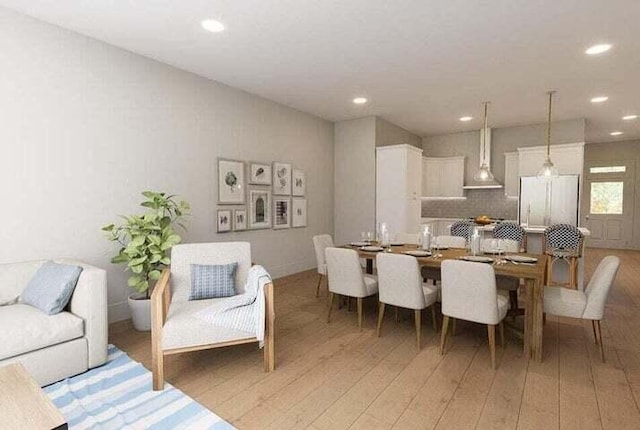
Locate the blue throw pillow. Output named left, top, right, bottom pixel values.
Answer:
left=21, top=261, right=83, bottom=315
left=189, top=263, right=238, bottom=300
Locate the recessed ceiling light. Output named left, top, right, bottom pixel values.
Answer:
left=201, top=19, right=225, bottom=33
left=459, top=116, right=473, bottom=122
left=622, top=115, right=638, bottom=120
left=585, top=44, right=612, bottom=55
left=610, top=131, right=624, bottom=136
left=352, top=97, right=368, bottom=105
left=591, top=96, right=608, bottom=103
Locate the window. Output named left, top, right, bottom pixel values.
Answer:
left=589, top=166, right=626, bottom=174
left=590, top=182, right=623, bottom=214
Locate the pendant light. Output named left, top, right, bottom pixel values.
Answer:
left=537, top=91, right=560, bottom=178
left=473, top=101, right=494, bottom=182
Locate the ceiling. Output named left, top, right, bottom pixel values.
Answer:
left=2, top=0, right=640, bottom=142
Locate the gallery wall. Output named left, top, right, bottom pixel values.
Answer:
left=0, top=7, right=334, bottom=321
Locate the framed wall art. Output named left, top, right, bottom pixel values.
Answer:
left=249, top=162, right=272, bottom=185
left=234, top=209, right=247, bottom=231
left=292, top=169, right=305, bottom=196
left=218, top=158, right=245, bottom=204
left=292, top=198, right=307, bottom=228
left=249, top=189, right=272, bottom=229
left=272, top=162, right=292, bottom=195
left=217, top=209, right=232, bottom=233
left=273, top=197, right=291, bottom=229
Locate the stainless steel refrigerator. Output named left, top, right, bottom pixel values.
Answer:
left=518, top=175, right=580, bottom=227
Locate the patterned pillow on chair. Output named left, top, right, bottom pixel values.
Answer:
left=189, top=263, right=238, bottom=300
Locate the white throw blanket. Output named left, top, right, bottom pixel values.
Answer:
left=195, top=265, right=271, bottom=347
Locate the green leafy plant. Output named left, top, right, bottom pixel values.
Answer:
left=103, top=191, right=190, bottom=298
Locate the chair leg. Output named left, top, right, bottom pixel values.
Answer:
left=395, top=306, right=400, bottom=322
left=499, top=321, right=505, bottom=348
left=376, top=302, right=385, bottom=337
left=431, top=306, right=438, bottom=332
left=488, top=324, right=497, bottom=369
left=316, top=274, right=323, bottom=297
left=595, top=320, right=605, bottom=362
left=451, top=318, right=457, bottom=336
left=152, top=345, right=164, bottom=391
left=440, top=315, right=450, bottom=355
left=591, top=320, right=599, bottom=345
left=327, top=292, right=335, bottom=323
left=509, top=290, right=519, bottom=311
left=415, top=309, right=422, bottom=349
left=357, top=298, right=364, bottom=331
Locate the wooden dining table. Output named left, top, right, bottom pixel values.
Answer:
left=345, top=243, right=548, bottom=362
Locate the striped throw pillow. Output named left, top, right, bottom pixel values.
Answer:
left=189, top=263, right=238, bottom=300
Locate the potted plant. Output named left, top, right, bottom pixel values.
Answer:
left=103, top=191, right=190, bottom=331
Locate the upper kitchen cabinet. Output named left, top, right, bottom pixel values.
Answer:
left=518, top=142, right=585, bottom=177
left=422, top=156, right=465, bottom=198
left=504, top=152, right=519, bottom=198
left=376, top=144, right=423, bottom=234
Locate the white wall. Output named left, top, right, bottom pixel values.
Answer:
left=0, top=7, right=334, bottom=322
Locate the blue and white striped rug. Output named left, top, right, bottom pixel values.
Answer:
left=44, top=345, right=235, bottom=429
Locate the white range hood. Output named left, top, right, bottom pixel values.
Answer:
left=463, top=127, right=503, bottom=189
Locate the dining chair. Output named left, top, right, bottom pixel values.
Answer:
left=544, top=255, right=620, bottom=362
left=450, top=220, right=474, bottom=239
left=440, top=260, right=509, bottom=369
left=312, top=234, right=334, bottom=297
left=494, top=222, right=527, bottom=252
left=542, top=224, right=584, bottom=289
left=394, top=232, right=420, bottom=245
left=482, top=238, right=524, bottom=316
left=421, top=235, right=467, bottom=284
left=376, top=253, right=439, bottom=348
left=325, top=248, right=378, bottom=330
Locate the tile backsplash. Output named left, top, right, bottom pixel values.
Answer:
left=421, top=189, right=518, bottom=220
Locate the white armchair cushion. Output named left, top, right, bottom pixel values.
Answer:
left=544, top=286, right=587, bottom=319
left=0, top=304, right=83, bottom=360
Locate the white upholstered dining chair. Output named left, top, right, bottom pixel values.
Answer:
left=376, top=253, right=439, bottom=349
left=312, top=234, right=334, bottom=297
left=440, top=260, right=509, bottom=369
left=394, top=232, right=420, bottom=245
left=482, top=238, right=524, bottom=316
left=544, top=255, right=620, bottom=362
left=325, top=248, right=378, bottom=330
left=151, top=242, right=275, bottom=390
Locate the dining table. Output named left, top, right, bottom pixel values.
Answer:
left=344, top=243, right=548, bottom=362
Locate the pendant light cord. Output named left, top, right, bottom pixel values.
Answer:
left=482, top=101, right=489, bottom=164
left=546, top=91, right=555, bottom=159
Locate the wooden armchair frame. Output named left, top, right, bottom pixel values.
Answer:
left=151, top=268, right=275, bottom=391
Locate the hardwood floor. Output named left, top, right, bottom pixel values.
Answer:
left=109, top=248, right=640, bottom=429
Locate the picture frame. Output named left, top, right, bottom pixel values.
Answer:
left=292, top=169, right=305, bottom=196
left=249, top=162, right=272, bottom=185
left=217, top=209, right=232, bottom=233
left=218, top=158, right=245, bottom=204
left=233, top=209, right=247, bottom=231
left=249, top=189, right=272, bottom=229
left=273, top=197, right=291, bottom=229
left=292, top=198, right=307, bottom=228
left=272, top=162, right=292, bottom=195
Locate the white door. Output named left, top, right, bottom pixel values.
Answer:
left=582, top=162, right=635, bottom=249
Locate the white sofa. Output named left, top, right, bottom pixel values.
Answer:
left=0, top=259, right=108, bottom=386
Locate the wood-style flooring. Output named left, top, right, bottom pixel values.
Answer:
left=109, top=248, right=640, bottom=429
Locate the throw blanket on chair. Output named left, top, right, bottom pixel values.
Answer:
left=196, top=265, right=271, bottom=347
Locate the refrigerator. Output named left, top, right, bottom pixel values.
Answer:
left=518, top=175, right=580, bottom=227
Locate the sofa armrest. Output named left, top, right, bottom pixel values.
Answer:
left=66, top=261, right=108, bottom=369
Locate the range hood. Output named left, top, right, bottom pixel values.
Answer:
left=463, top=127, right=503, bottom=189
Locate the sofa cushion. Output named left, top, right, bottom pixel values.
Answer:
left=0, top=260, right=44, bottom=306
left=21, top=261, right=83, bottom=314
left=0, top=304, right=84, bottom=360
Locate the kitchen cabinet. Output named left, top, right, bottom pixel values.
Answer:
left=517, top=142, right=584, bottom=177
left=376, top=144, right=423, bottom=234
left=422, top=156, right=465, bottom=198
left=504, top=152, right=519, bottom=198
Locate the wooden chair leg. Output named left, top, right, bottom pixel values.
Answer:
left=499, top=321, right=505, bottom=348
left=451, top=318, right=457, bottom=336
left=376, top=302, right=385, bottom=337
left=595, top=320, right=605, bottom=362
left=488, top=324, right=497, bottom=369
left=440, top=315, right=450, bottom=355
left=415, top=309, right=422, bottom=349
left=152, top=348, right=164, bottom=391
left=357, top=298, right=364, bottom=331
left=431, top=306, right=438, bottom=332
left=327, top=292, right=335, bottom=323
left=591, top=320, right=599, bottom=345
left=395, top=306, right=400, bottom=322
left=316, top=274, right=323, bottom=297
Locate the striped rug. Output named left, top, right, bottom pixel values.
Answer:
left=44, top=345, right=235, bottom=429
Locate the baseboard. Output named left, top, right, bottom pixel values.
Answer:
left=108, top=301, right=129, bottom=323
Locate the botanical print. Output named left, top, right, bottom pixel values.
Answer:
left=218, top=159, right=245, bottom=204
left=217, top=209, right=232, bottom=232
left=249, top=163, right=272, bottom=185
left=292, top=169, right=305, bottom=196
left=234, top=209, right=247, bottom=231
left=292, top=198, right=307, bottom=228
left=249, top=190, right=271, bottom=229
left=273, top=198, right=291, bottom=229
left=272, top=162, right=292, bottom=195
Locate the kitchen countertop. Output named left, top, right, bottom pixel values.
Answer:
left=421, top=218, right=591, bottom=237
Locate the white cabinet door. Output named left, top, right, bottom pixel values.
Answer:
left=422, top=158, right=440, bottom=197
left=518, top=143, right=584, bottom=176
left=422, top=157, right=464, bottom=197
left=504, top=152, right=519, bottom=198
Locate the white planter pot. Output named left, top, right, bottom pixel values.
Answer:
left=128, top=294, right=151, bottom=331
